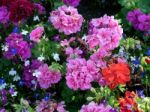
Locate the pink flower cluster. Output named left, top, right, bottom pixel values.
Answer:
left=30, top=26, right=44, bottom=43
left=49, top=5, right=83, bottom=35
left=86, top=15, right=123, bottom=51
left=80, top=102, right=116, bottom=112
left=4, top=33, right=31, bottom=60
left=38, top=64, right=61, bottom=89
left=63, top=0, right=80, bottom=7
left=127, top=9, right=150, bottom=31
left=66, top=58, right=98, bottom=90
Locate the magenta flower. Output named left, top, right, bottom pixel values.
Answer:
left=0, top=6, right=9, bottom=24
left=49, top=5, right=83, bottom=35
left=4, top=33, right=31, bottom=60
left=37, top=64, right=61, bottom=89
left=30, top=26, right=44, bottom=43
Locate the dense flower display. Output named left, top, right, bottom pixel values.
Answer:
left=0, top=0, right=150, bottom=111
left=49, top=5, right=84, bottom=35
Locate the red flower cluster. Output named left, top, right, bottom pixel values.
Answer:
left=119, top=91, right=142, bottom=112
left=0, top=0, right=33, bottom=23
left=102, top=62, right=131, bottom=89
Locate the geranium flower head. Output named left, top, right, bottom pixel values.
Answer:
left=49, top=5, right=83, bottom=35
left=102, top=62, right=130, bottom=89
left=9, top=0, right=33, bottom=23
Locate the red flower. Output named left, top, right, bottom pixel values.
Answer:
left=0, top=0, right=15, bottom=7
left=119, top=91, right=142, bottom=112
left=102, top=62, right=130, bottom=89
left=145, top=57, right=150, bottom=64
left=9, top=0, right=33, bottom=22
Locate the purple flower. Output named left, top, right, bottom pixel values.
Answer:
left=63, top=0, right=80, bottom=7
left=4, top=33, right=31, bottom=60
left=127, top=9, right=150, bottom=31
left=23, top=60, right=43, bottom=88
left=0, top=108, right=6, bottom=112
left=34, top=3, right=46, bottom=15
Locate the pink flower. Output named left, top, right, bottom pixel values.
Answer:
left=57, top=102, right=67, bottom=112
left=87, top=15, right=123, bottom=51
left=30, top=26, right=44, bottom=43
left=61, top=37, right=76, bottom=47
left=49, top=5, right=83, bottom=35
left=37, top=64, right=61, bottom=89
left=66, top=58, right=97, bottom=90
left=65, top=47, right=83, bottom=60
left=80, top=102, right=116, bottom=112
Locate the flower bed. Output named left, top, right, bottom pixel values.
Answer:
left=0, top=0, right=150, bottom=112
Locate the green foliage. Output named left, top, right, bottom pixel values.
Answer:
left=13, top=98, right=34, bottom=112
left=118, top=0, right=139, bottom=9
left=137, top=97, right=150, bottom=111
left=138, top=0, right=150, bottom=13
left=32, top=38, right=61, bottom=60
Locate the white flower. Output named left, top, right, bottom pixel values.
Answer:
left=1, top=44, right=8, bottom=51
left=13, top=75, right=21, bottom=81
left=0, top=83, right=7, bottom=90
left=33, top=70, right=41, bottom=78
left=52, top=53, right=60, bottom=61
left=10, top=85, right=15, bottom=88
left=24, top=60, right=30, bottom=66
left=33, top=16, right=40, bottom=21
left=12, top=91, right=18, bottom=97
left=82, top=35, right=87, bottom=41
left=9, top=68, right=17, bottom=76
left=38, top=55, right=45, bottom=61
left=21, top=30, right=28, bottom=35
